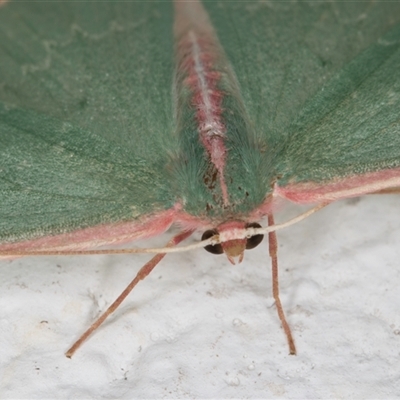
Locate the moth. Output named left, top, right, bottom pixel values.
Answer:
left=0, top=0, right=399, bottom=357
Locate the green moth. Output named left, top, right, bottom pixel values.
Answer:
left=0, top=0, right=399, bottom=357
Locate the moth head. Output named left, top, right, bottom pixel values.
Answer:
left=201, top=221, right=264, bottom=265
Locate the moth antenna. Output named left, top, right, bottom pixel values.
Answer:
left=243, top=202, right=329, bottom=239
left=0, top=203, right=328, bottom=258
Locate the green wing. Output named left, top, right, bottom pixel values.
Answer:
left=0, top=1, right=176, bottom=243
left=2, top=1, right=400, bottom=244
left=204, top=1, right=400, bottom=188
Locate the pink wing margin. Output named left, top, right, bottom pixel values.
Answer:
left=276, top=167, right=400, bottom=204
left=0, top=207, right=181, bottom=257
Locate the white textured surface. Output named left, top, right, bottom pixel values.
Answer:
left=1, top=195, right=400, bottom=399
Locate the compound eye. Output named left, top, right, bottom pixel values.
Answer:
left=201, top=229, right=223, bottom=255
left=245, top=222, right=264, bottom=250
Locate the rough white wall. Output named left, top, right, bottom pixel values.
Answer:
left=1, top=195, right=399, bottom=399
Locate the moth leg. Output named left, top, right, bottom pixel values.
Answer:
left=268, top=214, right=296, bottom=355
left=65, top=230, right=193, bottom=358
